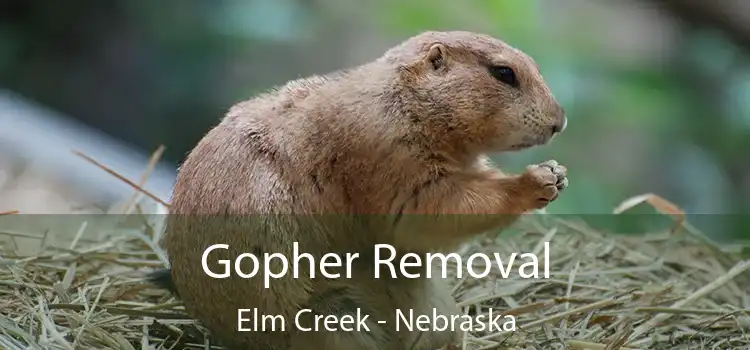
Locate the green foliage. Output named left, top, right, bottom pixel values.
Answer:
left=1, top=0, right=748, bottom=239
left=374, top=0, right=461, bottom=35
left=475, top=0, right=540, bottom=44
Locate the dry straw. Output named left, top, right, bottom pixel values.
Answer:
left=1, top=149, right=749, bottom=349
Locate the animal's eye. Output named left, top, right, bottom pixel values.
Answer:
left=489, top=66, right=518, bottom=87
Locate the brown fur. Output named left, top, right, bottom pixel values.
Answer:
left=157, top=31, right=568, bottom=350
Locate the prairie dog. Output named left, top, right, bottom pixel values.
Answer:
left=151, top=30, right=568, bottom=349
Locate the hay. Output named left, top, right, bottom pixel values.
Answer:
left=1, top=151, right=749, bottom=349
left=2, top=210, right=749, bottom=350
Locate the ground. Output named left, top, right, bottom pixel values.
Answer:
left=1, top=199, right=749, bottom=349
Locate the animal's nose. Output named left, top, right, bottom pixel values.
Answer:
left=548, top=104, right=567, bottom=136
left=552, top=116, right=567, bottom=134
left=551, top=111, right=567, bottom=135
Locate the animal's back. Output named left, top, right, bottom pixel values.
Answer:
left=161, top=77, right=388, bottom=349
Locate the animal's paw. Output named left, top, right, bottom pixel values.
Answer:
left=519, top=159, right=568, bottom=209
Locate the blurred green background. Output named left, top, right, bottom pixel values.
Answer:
left=1, top=0, right=748, bottom=240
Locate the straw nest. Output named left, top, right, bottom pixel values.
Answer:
left=1, top=152, right=749, bottom=350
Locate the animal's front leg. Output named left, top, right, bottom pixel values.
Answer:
left=392, top=159, right=568, bottom=252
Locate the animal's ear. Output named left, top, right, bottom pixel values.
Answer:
left=424, top=43, right=448, bottom=70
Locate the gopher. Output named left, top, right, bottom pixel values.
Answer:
left=150, top=30, right=568, bottom=350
